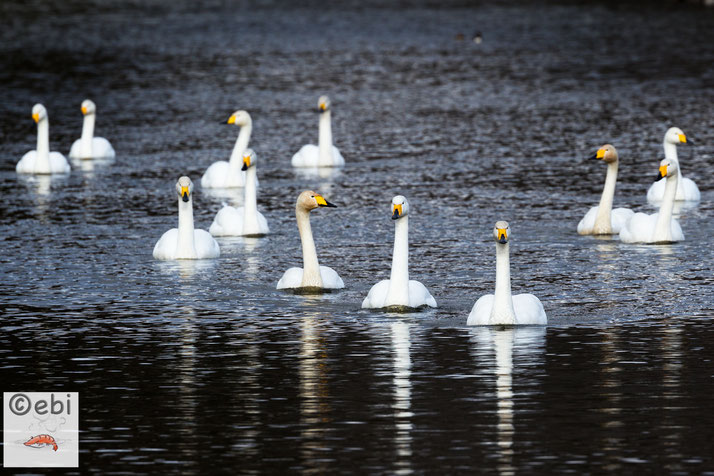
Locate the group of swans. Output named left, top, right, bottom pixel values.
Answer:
left=16, top=101, right=114, bottom=175
left=578, top=127, right=699, bottom=244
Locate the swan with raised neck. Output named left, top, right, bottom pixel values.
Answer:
left=201, top=110, right=254, bottom=188
left=646, top=127, right=700, bottom=204
left=69, top=99, right=115, bottom=159
left=291, top=96, right=345, bottom=168
left=16, top=104, right=70, bottom=175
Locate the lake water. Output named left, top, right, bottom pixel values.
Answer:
left=1, top=1, right=714, bottom=473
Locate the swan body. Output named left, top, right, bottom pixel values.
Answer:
left=153, top=176, right=220, bottom=260
left=291, top=96, right=345, bottom=168
left=577, top=144, right=634, bottom=235
left=68, top=99, right=115, bottom=159
left=16, top=104, right=70, bottom=175
left=362, top=196, right=437, bottom=309
left=201, top=110, right=257, bottom=188
left=209, top=149, right=270, bottom=236
left=646, top=127, right=700, bottom=204
left=467, top=222, right=547, bottom=326
left=620, top=159, right=684, bottom=244
left=277, top=191, right=344, bottom=290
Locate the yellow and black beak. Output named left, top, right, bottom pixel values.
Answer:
left=678, top=133, right=687, bottom=144
left=497, top=228, right=508, bottom=244
left=32, top=112, right=40, bottom=123
left=241, top=155, right=251, bottom=171
left=314, top=194, right=336, bottom=208
left=656, top=164, right=667, bottom=181
left=392, top=204, right=403, bottom=220
left=317, top=103, right=327, bottom=113
left=81, top=105, right=88, bottom=115
left=181, top=186, right=190, bottom=202
left=225, top=115, right=236, bottom=125
left=590, top=148, right=606, bottom=160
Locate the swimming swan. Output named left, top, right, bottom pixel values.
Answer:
left=153, top=176, right=221, bottom=260
left=646, top=127, right=699, bottom=204
left=362, top=196, right=437, bottom=309
left=577, top=144, right=634, bottom=235
left=209, top=149, right=269, bottom=237
left=16, top=104, right=70, bottom=175
left=291, top=96, right=345, bottom=168
left=620, top=158, right=684, bottom=244
left=68, top=99, right=115, bottom=159
left=201, top=110, right=255, bottom=188
left=276, top=191, right=344, bottom=291
left=467, top=222, right=547, bottom=326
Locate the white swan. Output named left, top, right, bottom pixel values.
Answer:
left=153, top=176, right=221, bottom=260
left=291, top=96, right=345, bottom=168
left=68, top=99, right=115, bottom=159
left=620, top=158, right=684, bottom=244
left=577, top=144, right=634, bottom=235
left=201, top=110, right=256, bottom=188
left=647, top=127, right=700, bottom=204
left=277, top=191, right=344, bottom=291
left=362, top=196, right=437, bottom=310
left=467, top=222, right=547, bottom=326
left=209, top=149, right=269, bottom=237
left=16, top=104, right=70, bottom=175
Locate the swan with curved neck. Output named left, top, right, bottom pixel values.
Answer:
left=362, top=196, right=437, bottom=310
left=201, top=110, right=255, bottom=188
left=277, top=191, right=344, bottom=291
left=467, top=222, right=547, bottom=326
left=153, top=176, right=221, bottom=260
left=209, top=149, right=270, bottom=237
left=16, top=104, right=70, bottom=175
left=647, top=127, right=700, bottom=204
left=620, top=159, right=684, bottom=244
left=291, top=96, right=345, bottom=168
left=68, top=99, right=115, bottom=159
left=577, top=144, right=634, bottom=235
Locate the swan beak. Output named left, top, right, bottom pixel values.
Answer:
left=315, top=194, right=336, bottom=208
left=32, top=112, right=40, bottom=123
left=241, top=155, right=251, bottom=171
left=392, top=204, right=403, bottom=220
left=81, top=106, right=88, bottom=115
left=225, top=115, right=236, bottom=125
left=678, top=133, right=687, bottom=144
left=591, top=148, right=606, bottom=160
left=497, top=228, right=508, bottom=244
left=181, top=186, right=190, bottom=202
left=656, top=165, right=667, bottom=181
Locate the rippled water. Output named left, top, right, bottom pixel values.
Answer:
left=2, top=1, right=714, bottom=473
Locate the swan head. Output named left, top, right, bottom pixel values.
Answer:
left=241, top=148, right=256, bottom=171
left=656, top=158, right=679, bottom=182
left=225, top=110, right=251, bottom=127
left=493, top=221, right=510, bottom=245
left=297, top=190, right=336, bottom=211
left=391, top=195, right=409, bottom=220
left=81, top=99, right=96, bottom=115
left=317, top=95, right=331, bottom=113
left=176, top=176, right=194, bottom=203
left=664, top=127, right=687, bottom=145
left=31, top=104, right=47, bottom=123
left=590, top=144, right=618, bottom=163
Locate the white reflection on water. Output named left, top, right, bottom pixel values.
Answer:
left=155, top=258, right=218, bottom=281
left=391, top=321, right=413, bottom=475
left=177, top=305, right=198, bottom=460
left=471, top=327, right=545, bottom=476
left=71, top=156, right=115, bottom=177
left=18, top=175, right=55, bottom=221
left=200, top=186, right=244, bottom=207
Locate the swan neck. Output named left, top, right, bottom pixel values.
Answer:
left=36, top=119, right=50, bottom=168
left=318, top=110, right=333, bottom=166
left=386, top=216, right=410, bottom=306
left=229, top=123, right=252, bottom=169
left=653, top=173, right=678, bottom=242
left=242, top=166, right=259, bottom=234
left=80, top=114, right=96, bottom=156
left=491, top=243, right=516, bottom=324
left=594, top=161, right=618, bottom=233
left=177, top=197, right=197, bottom=258
left=297, top=208, right=322, bottom=287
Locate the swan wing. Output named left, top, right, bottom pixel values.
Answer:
left=319, top=265, right=345, bottom=289
left=153, top=228, right=179, bottom=260
left=577, top=206, right=599, bottom=234
left=331, top=145, right=345, bottom=166
left=291, top=144, right=319, bottom=167
left=619, top=212, right=656, bottom=243
left=201, top=161, right=230, bottom=188
left=49, top=152, right=71, bottom=173
left=610, top=207, right=635, bottom=234
left=209, top=206, right=244, bottom=236
left=68, top=139, right=82, bottom=158
left=92, top=137, right=115, bottom=159
left=646, top=179, right=664, bottom=205
left=670, top=218, right=684, bottom=242
left=193, top=229, right=220, bottom=258
left=277, top=267, right=304, bottom=289
left=256, top=211, right=270, bottom=234
left=467, top=294, right=495, bottom=326
left=408, top=280, right=437, bottom=308
left=16, top=151, right=37, bottom=173
left=362, top=280, right=391, bottom=308
left=679, top=177, right=700, bottom=202
left=512, top=294, right=547, bottom=325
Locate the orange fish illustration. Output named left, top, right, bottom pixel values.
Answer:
left=24, top=434, right=58, bottom=451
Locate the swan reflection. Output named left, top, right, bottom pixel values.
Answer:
left=391, top=321, right=413, bottom=475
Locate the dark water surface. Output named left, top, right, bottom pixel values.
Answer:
left=2, top=1, right=714, bottom=474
